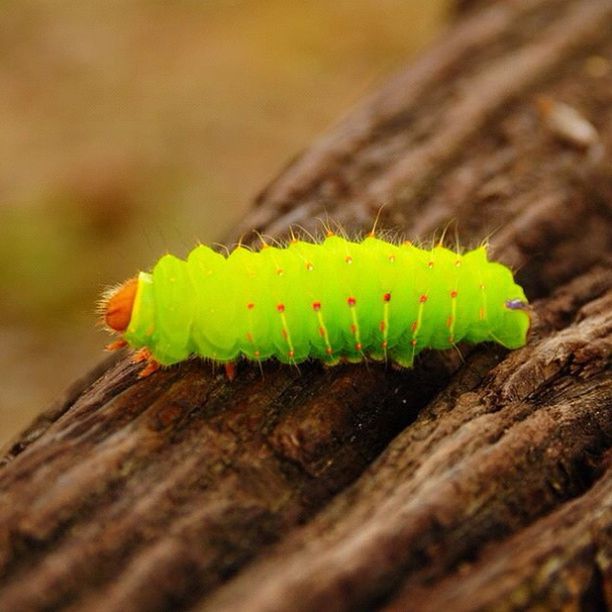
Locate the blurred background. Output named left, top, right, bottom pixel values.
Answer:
left=0, top=0, right=451, bottom=446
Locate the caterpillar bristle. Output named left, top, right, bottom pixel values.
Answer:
left=291, top=223, right=317, bottom=244
left=368, top=204, right=385, bottom=237
left=315, top=215, right=335, bottom=238
left=253, top=229, right=271, bottom=250
left=96, top=283, right=123, bottom=324
left=267, top=234, right=286, bottom=250
left=213, top=242, right=232, bottom=256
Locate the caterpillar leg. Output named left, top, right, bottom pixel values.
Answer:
left=129, top=347, right=160, bottom=378
left=138, top=359, right=161, bottom=378
left=321, top=359, right=341, bottom=367
left=105, top=338, right=128, bottom=352
left=389, top=351, right=415, bottom=369
left=224, top=362, right=236, bottom=382
left=131, top=347, right=152, bottom=364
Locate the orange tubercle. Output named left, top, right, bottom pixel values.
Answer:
left=101, top=277, right=138, bottom=333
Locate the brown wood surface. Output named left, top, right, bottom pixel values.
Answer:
left=1, top=1, right=611, bottom=610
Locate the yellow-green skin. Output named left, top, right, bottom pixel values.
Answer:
left=123, top=236, right=530, bottom=367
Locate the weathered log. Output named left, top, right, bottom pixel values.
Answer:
left=1, top=1, right=611, bottom=610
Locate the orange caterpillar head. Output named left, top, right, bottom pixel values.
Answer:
left=99, top=277, right=138, bottom=333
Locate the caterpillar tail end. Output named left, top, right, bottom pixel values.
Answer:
left=99, top=277, right=138, bottom=334
left=100, top=278, right=161, bottom=378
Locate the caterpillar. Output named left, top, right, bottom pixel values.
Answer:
left=100, top=232, right=530, bottom=378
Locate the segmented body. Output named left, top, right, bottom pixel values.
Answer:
left=117, top=235, right=530, bottom=368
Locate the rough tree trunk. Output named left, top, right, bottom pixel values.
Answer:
left=1, top=1, right=611, bottom=610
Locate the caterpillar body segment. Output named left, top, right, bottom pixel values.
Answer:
left=103, top=235, right=530, bottom=372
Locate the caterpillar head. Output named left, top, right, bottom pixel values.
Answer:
left=99, top=277, right=138, bottom=333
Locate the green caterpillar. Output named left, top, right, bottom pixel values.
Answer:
left=102, top=234, right=530, bottom=376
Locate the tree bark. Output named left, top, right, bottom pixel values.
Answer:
left=1, top=1, right=611, bottom=610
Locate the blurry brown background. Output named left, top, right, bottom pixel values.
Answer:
left=0, top=1, right=450, bottom=446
